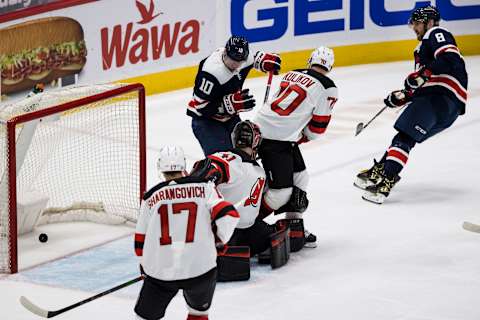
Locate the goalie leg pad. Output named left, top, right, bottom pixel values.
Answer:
left=216, top=246, right=250, bottom=282
left=270, top=223, right=290, bottom=269
left=277, top=218, right=305, bottom=252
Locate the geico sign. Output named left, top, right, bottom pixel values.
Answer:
left=231, top=0, right=480, bottom=43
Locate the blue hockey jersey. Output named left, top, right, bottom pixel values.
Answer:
left=413, top=26, right=468, bottom=114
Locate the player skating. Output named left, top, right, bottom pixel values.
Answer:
left=356, top=5, right=468, bottom=204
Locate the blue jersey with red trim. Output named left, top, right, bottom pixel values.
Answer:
left=413, top=26, right=468, bottom=114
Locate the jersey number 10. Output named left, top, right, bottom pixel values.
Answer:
left=158, top=202, right=198, bottom=245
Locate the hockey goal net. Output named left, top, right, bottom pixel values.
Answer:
left=0, top=83, right=146, bottom=273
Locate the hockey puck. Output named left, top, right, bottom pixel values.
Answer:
left=39, top=233, right=48, bottom=243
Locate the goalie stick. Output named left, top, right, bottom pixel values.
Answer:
left=20, top=276, right=142, bottom=318
left=462, top=221, right=480, bottom=233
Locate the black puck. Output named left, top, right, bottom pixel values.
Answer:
left=39, top=233, right=48, bottom=243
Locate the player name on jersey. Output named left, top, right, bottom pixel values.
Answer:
left=282, top=72, right=316, bottom=88
left=147, top=186, right=206, bottom=208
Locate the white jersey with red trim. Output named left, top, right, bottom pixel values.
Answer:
left=208, top=150, right=266, bottom=229
left=135, top=176, right=239, bottom=281
left=254, top=68, right=338, bottom=142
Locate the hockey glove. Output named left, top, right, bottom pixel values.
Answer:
left=297, top=134, right=309, bottom=145
left=404, top=68, right=432, bottom=91
left=275, top=186, right=309, bottom=214
left=384, top=89, right=412, bottom=108
left=254, top=51, right=281, bottom=74
left=139, top=264, right=147, bottom=279
left=190, top=158, right=222, bottom=184
left=222, top=89, right=256, bottom=115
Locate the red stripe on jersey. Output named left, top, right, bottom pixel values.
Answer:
left=427, top=76, right=467, bottom=101
left=311, top=114, right=331, bottom=123
left=188, top=98, right=207, bottom=109
left=208, top=155, right=231, bottom=183
left=187, top=314, right=208, bottom=320
left=308, top=123, right=327, bottom=134
left=134, top=233, right=146, bottom=257
left=434, top=44, right=459, bottom=58
left=211, top=201, right=239, bottom=220
left=387, top=149, right=408, bottom=166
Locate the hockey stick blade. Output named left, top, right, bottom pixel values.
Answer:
left=463, top=221, right=480, bottom=233
left=20, top=276, right=143, bottom=318
left=355, top=122, right=364, bottom=136
left=20, top=296, right=51, bottom=318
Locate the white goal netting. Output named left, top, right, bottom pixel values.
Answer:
left=0, top=83, right=145, bottom=273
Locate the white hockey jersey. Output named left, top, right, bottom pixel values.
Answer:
left=135, top=176, right=239, bottom=281
left=254, top=68, right=338, bottom=142
left=208, top=150, right=266, bottom=229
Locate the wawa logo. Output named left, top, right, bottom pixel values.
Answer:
left=100, top=0, right=201, bottom=70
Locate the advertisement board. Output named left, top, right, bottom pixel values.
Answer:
left=0, top=0, right=56, bottom=15
left=0, top=0, right=217, bottom=96
left=0, top=0, right=479, bottom=97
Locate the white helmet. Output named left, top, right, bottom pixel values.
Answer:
left=307, top=46, right=334, bottom=72
left=157, top=145, right=186, bottom=176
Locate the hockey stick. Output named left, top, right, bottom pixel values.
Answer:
left=463, top=221, right=480, bottom=233
left=263, top=71, right=274, bottom=105
left=355, top=105, right=388, bottom=136
left=20, top=276, right=143, bottom=318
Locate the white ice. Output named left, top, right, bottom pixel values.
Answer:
left=1, top=56, right=479, bottom=320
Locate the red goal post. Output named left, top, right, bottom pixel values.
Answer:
left=0, top=83, right=146, bottom=273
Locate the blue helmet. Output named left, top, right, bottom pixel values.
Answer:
left=225, top=36, right=249, bottom=62
left=409, top=5, right=440, bottom=24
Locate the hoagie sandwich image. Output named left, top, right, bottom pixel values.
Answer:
left=0, top=17, right=87, bottom=94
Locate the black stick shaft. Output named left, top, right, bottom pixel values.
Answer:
left=49, top=276, right=143, bottom=317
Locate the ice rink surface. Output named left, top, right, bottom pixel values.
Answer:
left=1, top=56, right=479, bottom=320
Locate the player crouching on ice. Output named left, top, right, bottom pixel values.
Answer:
left=191, top=120, right=296, bottom=276
left=254, top=46, right=339, bottom=248
left=188, top=35, right=281, bottom=155
left=355, top=5, right=468, bottom=204
left=134, top=146, right=239, bottom=320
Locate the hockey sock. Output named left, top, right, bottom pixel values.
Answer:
left=384, top=132, right=416, bottom=178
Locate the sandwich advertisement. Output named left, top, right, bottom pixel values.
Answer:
left=0, top=0, right=217, bottom=95
left=0, top=16, right=87, bottom=94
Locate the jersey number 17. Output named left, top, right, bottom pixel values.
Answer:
left=158, top=202, right=198, bottom=245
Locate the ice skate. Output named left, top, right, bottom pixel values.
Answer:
left=362, top=174, right=401, bottom=204
left=354, top=159, right=384, bottom=190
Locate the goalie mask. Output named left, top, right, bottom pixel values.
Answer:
left=231, top=120, right=262, bottom=152
left=307, top=46, right=334, bottom=72
left=157, top=145, right=186, bottom=176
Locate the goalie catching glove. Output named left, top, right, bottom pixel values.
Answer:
left=222, top=89, right=256, bottom=115
left=254, top=51, right=281, bottom=74
left=384, top=89, right=412, bottom=108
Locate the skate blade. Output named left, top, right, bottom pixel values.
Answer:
left=353, top=178, right=374, bottom=190
left=303, top=242, right=317, bottom=248
left=362, top=192, right=385, bottom=204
